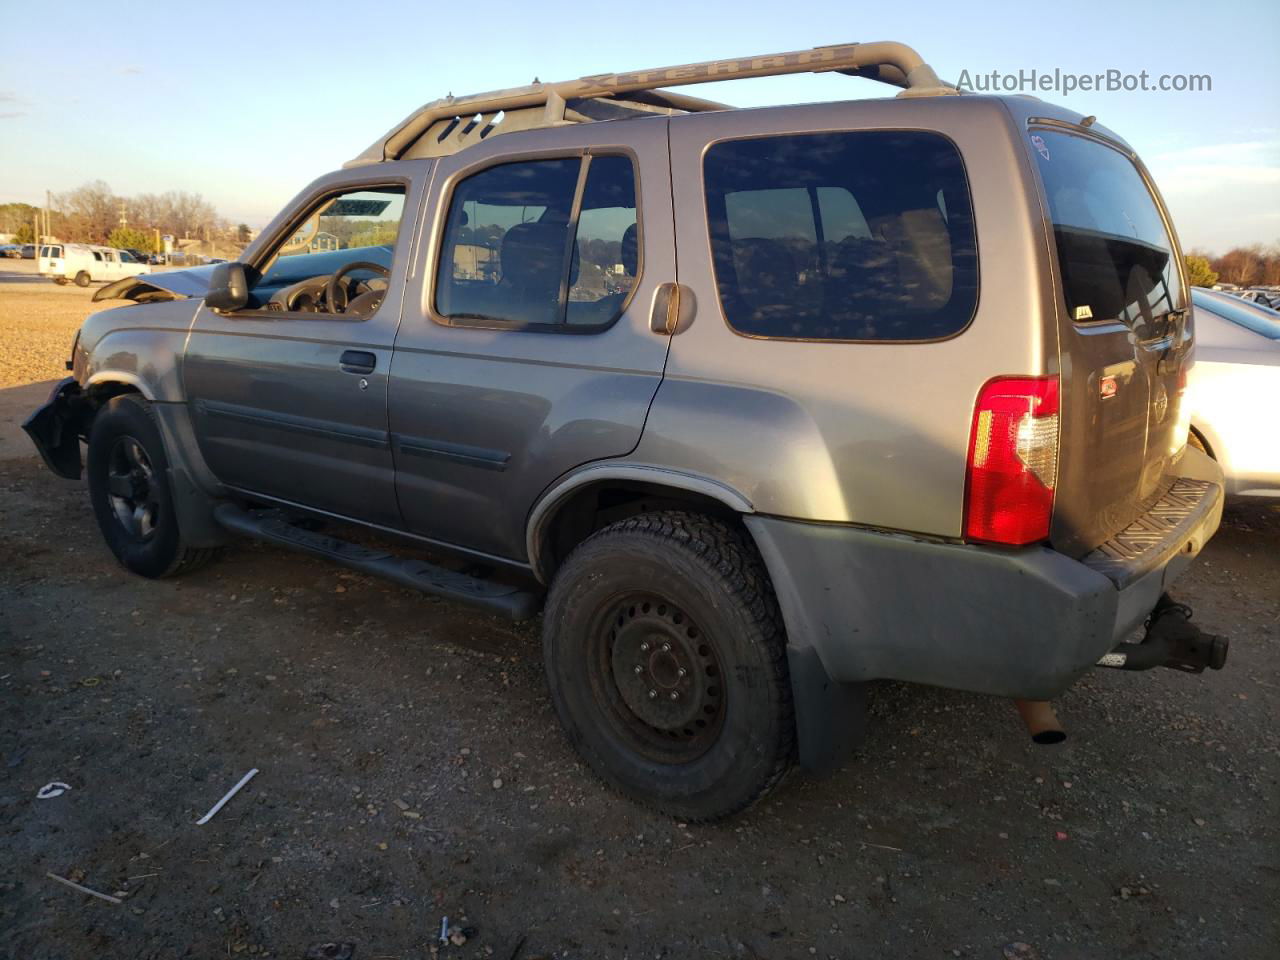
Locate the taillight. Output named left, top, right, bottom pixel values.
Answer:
left=964, top=376, right=1060, bottom=546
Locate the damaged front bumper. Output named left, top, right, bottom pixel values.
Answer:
left=22, top=377, right=86, bottom=479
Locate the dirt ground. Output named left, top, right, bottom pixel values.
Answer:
left=0, top=273, right=102, bottom=389
left=1, top=277, right=1278, bottom=959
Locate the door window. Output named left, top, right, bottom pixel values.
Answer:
left=435, top=154, right=639, bottom=330
left=246, top=185, right=407, bottom=315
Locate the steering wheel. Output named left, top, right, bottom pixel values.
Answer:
left=326, top=261, right=390, bottom=314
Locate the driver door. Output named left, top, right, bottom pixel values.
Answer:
left=183, top=167, right=429, bottom=526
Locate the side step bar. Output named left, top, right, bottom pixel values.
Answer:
left=214, top=504, right=541, bottom=621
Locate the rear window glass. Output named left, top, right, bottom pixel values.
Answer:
left=703, top=131, right=978, bottom=341
left=1033, top=130, right=1183, bottom=339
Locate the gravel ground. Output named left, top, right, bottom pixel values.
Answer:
left=0, top=278, right=102, bottom=388
left=1, top=281, right=1277, bottom=959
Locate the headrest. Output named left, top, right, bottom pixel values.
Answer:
left=732, top=238, right=798, bottom=306
left=620, top=222, right=639, bottom=276
left=501, top=222, right=569, bottom=287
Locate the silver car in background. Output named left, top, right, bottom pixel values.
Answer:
left=1188, top=287, right=1280, bottom=498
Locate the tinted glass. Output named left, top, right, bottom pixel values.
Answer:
left=704, top=131, right=978, bottom=341
left=567, top=155, right=639, bottom=326
left=436, top=158, right=580, bottom=327
left=1033, top=131, right=1182, bottom=339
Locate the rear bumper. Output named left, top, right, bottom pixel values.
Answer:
left=747, top=450, right=1225, bottom=701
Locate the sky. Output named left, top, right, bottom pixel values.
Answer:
left=1, top=0, right=1277, bottom=253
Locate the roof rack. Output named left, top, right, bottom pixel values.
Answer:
left=346, top=42, right=956, bottom=167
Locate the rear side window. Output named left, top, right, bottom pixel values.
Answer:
left=435, top=154, right=639, bottom=330
left=703, top=131, right=978, bottom=341
left=1033, top=130, right=1183, bottom=339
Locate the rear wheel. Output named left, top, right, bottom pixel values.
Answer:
left=543, top=511, right=794, bottom=821
left=87, top=394, right=219, bottom=578
left=74, top=271, right=90, bottom=287
left=1188, top=429, right=1213, bottom=459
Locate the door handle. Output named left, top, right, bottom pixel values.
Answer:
left=339, top=350, right=376, bottom=375
left=649, top=283, right=696, bottom=335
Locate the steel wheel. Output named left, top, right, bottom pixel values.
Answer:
left=589, top=592, right=726, bottom=763
left=106, top=435, right=159, bottom=541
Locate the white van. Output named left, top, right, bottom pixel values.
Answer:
left=39, top=243, right=152, bottom=287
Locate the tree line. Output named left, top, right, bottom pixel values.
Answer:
left=0, top=181, right=248, bottom=253
left=1185, top=243, right=1280, bottom=288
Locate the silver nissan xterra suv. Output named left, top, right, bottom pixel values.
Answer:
left=26, top=43, right=1230, bottom=820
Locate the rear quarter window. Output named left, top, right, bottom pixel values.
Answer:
left=703, top=130, right=979, bottom=342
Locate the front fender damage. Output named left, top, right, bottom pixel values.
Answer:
left=22, top=377, right=90, bottom=479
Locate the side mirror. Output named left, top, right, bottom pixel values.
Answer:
left=206, top=262, right=249, bottom=312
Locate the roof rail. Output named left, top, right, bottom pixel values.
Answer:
left=346, top=42, right=956, bottom=167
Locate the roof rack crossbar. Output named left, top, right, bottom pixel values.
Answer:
left=348, top=41, right=955, bottom=166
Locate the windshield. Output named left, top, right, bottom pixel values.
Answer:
left=1192, top=287, right=1280, bottom=340
left=1033, top=130, right=1183, bottom=341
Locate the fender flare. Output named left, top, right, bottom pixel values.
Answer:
left=525, top=462, right=754, bottom=583
left=526, top=461, right=865, bottom=772
left=82, top=378, right=229, bottom=548
left=85, top=370, right=156, bottom=401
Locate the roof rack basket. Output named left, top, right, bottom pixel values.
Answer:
left=347, top=41, right=955, bottom=166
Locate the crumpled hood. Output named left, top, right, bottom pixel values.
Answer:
left=93, top=264, right=218, bottom=303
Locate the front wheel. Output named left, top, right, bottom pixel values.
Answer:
left=86, top=394, right=219, bottom=578
left=543, top=511, right=795, bottom=821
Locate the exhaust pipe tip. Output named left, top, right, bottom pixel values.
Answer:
left=1030, top=728, right=1067, bottom=746
left=1014, top=699, right=1066, bottom=745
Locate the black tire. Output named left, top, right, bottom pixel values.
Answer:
left=54, top=277, right=69, bottom=286
left=74, top=271, right=91, bottom=287
left=1188, top=429, right=1213, bottom=459
left=543, top=511, right=795, bottom=821
left=86, top=394, right=219, bottom=578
